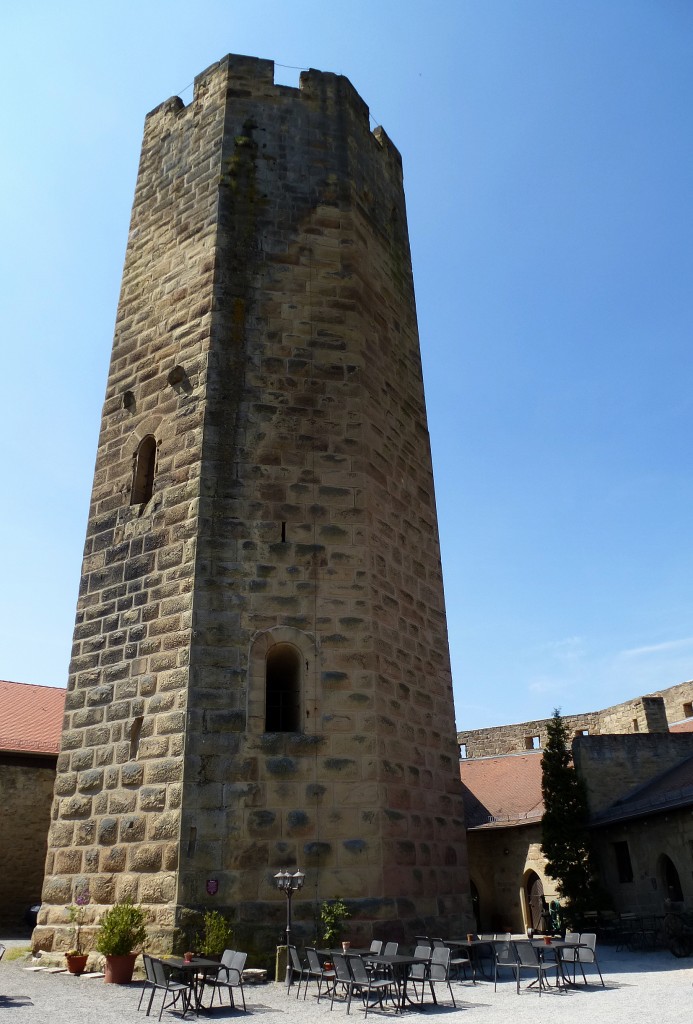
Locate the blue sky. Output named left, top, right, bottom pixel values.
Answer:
left=2, top=1, right=692, bottom=730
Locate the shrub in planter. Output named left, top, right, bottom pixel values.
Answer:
left=95, top=900, right=148, bottom=984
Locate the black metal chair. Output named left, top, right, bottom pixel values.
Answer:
left=515, top=941, right=561, bottom=995
left=450, top=943, right=475, bottom=983
left=137, top=953, right=157, bottom=1013
left=148, top=957, right=192, bottom=1021
left=304, top=947, right=336, bottom=1001
left=492, top=939, right=519, bottom=991
left=574, top=933, right=605, bottom=987
left=205, top=950, right=247, bottom=1010
left=330, top=953, right=396, bottom=1017
left=286, top=945, right=310, bottom=995
left=428, top=946, right=456, bottom=1007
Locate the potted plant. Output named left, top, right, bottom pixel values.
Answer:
left=65, top=894, right=90, bottom=975
left=95, top=899, right=148, bottom=983
left=197, top=910, right=234, bottom=960
left=319, top=897, right=350, bottom=949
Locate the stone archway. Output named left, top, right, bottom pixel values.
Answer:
left=525, top=871, right=546, bottom=930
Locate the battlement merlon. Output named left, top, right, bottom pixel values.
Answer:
left=143, top=52, right=402, bottom=167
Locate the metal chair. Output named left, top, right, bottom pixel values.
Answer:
left=205, top=950, right=247, bottom=1009
left=450, top=943, right=475, bottom=983
left=330, top=953, right=355, bottom=1011
left=575, top=933, right=605, bottom=987
left=148, top=957, right=192, bottom=1021
left=348, top=955, right=398, bottom=1017
left=137, top=953, right=158, bottom=1013
left=492, top=939, right=518, bottom=991
left=369, top=940, right=383, bottom=955
left=428, top=946, right=456, bottom=1007
left=286, top=945, right=310, bottom=995
left=408, top=945, right=433, bottom=1003
left=560, top=931, right=580, bottom=981
left=515, top=941, right=561, bottom=995
left=305, top=947, right=336, bottom=1001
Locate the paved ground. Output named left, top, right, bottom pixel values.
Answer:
left=1, top=941, right=692, bottom=1023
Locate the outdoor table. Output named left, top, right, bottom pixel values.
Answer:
left=360, top=953, right=433, bottom=1010
left=160, top=956, right=222, bottom=1012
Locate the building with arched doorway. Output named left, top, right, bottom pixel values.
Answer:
left=460, top=685, right=693, bottom=932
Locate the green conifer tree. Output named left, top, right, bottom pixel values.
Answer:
left=540, top=708, right=599, bottom=918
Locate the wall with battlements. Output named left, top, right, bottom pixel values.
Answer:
left=458, top=680, right=693, bottom=759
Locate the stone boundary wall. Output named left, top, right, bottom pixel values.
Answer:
left=0, top=755, right=56, bottom=930
left=573, top=732, right=693, bottom=816
left=458, top=680, right=693, bottom=759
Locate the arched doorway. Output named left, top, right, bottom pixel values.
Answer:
left=526, top=871, right=546, bottom=930
left=660, top=854, right=684, bottom=903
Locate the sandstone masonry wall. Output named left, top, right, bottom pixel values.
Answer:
left=458, top=680, right=693, bottom=758
left=0, top=756, right=56, bottom=930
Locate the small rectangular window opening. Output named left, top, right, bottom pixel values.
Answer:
left=460, top=744, right=467, bottom=759
left=684, top=702, right=693, bottom=719
left=525, top=735, right=541, bottom=750
left=632, top=718, right=639, bottom=732
left=281, top=521, right=286, bottom=543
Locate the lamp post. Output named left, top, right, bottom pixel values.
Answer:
left=275, top=867, right=305, bottom=980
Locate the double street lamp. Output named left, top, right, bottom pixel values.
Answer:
left=274, top=867, right=305, bottom=963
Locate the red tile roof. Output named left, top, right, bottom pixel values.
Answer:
left=460, top=751, right=544, bottom=829
left=0, top=680, right=65, bottom=755
left=670, top=718, right=693, bottom=733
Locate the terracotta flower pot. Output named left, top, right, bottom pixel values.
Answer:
left=66, top=954, right=88, bottom=976
left=104, top=953, right=138, bottom=984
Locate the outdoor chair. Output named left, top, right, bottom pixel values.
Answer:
left=450, top=943, right=475, bottom=983
left=408, top=945, right=433, bottom=1003
left=286, top=945, right=310, bottom=995
left=369, top=940, right=383, bottom=955
left=515, top=941, right=561, bottom=995
left=305, top=947, right=336, bottom=1001
left=414, top=935, right=430, bottom=946
left=348, top=955, right=398, bottom=1017
left=492, top=940, right=519, bottom=992
left=147, top=957, right=192, bottom=1021
left=431, top=937, right=447, bottom=949
left=427, top=946, right=456, bottom=1007
left=560, top=931, right=580, bottom=981
left=205, top=950, right=247, bottom=1010
left=574, top=933, right=605, bottom=987
left=137, top=953, right=158, bottom=1013
left=330, top=952, right=356, bottom=1011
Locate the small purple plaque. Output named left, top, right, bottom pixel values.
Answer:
left=206, top=879, right=219, bottom=895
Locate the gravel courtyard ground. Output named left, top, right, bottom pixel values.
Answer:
left=1, top=940, right=692, bottom=1023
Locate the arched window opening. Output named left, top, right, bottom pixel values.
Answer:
left=265, top=643, right=301, bottom=732
left=129, top=716, right=143, bottom=760
left=131, top=435, right=157, bottom=505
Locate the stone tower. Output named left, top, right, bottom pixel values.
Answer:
left=36, top=54, right=470, bottom=955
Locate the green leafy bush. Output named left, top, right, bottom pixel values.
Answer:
left=319, top=898, right=350, bottom=947
left=197, top=910, right=234, bottom=956
left=95, top=901, right=147, bottom=956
